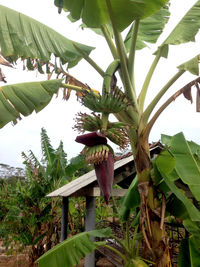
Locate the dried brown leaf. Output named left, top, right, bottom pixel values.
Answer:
left=183, top=86, right=193, bottom=103
left=0, top=68, right=7, bottom=83
left=0, top=54, right=13, bottom=68
left=196, top=82, right=200, bottom=112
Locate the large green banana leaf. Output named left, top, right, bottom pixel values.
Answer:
left=161, top=134, right=200, bottom=155
left=119, top=175, right=140, bottom=221
left=0, top=5, right=94, bottom=69
left=161, top=132, right=200, bottom=201
left=36, top=228, right=111, bottom=267
left=0, top=79, right=62, bottom=128
left=157, top=0, right=200, bottom=58
left=54, top=0, right=169, bottom=32
left=125, top=5, right=170, bottom=51
left=178, top=220, right=200, bottom=266
left=155, top=133, right=200, bottom=221
left=178, top=236, right=200, bottom=267
left=156, top=150, right=200, bottom=221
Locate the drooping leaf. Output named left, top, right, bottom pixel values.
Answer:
left=155, top=144, right=200, bottom=221
left=54, top=0, right=169, bottom=32
left=125, top=5, right=170, bottom=51
left=119, top=175, right=140, bottom=221
left=0, top=5, right=94, bottom=69
left=0, top=79, right=62, bottom=128
left=178, top=55, right=200, bottom=76
left=164, top=1, right=200, bottom=45
left=37, top=228, right=111, bottom=267
left=170, top=133, right=200, bottom=201
left=156, top=169, right=200, bottom=221
left=157, top=1, right=200, bottom=58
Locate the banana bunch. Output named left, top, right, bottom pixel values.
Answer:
left=83, top=144, right=110, bottom=164
left=73, top=112, right=102, bottom=133
left=106, top=128, right=129, bottom=149
left=82, top=87, right=127, bottom=114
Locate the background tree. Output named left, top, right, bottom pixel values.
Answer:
left=0, top=1, right=200, bottom=266
left=0, top=128, right=86, bottom=266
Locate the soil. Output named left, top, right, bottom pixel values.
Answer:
left=0, top=255, right=114, bottom=267
left=0, top=254, right=31, bottom=267
left=0, top=240, right=115, bottom=267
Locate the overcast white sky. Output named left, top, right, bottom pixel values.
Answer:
left=0, top=0, right=199, bottom=167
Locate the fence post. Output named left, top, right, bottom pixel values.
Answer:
left=61, top=196, right=68, bottom=242
left=85, top=196, right=96, bottom=267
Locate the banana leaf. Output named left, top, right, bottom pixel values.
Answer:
left=157, top=0, right=200, bottom=58
left=169, top=133, right=200, bottom=201
left=159, top=171, right=200, bottom=222
left=178, top=236, right=200, bottom=267
left=54, top=0, right=169, bottom=32
left=0, top=79, right=62, bottom=128
left=125, top=5, right=170, bottom=51
left=0, top=5, right=94, bottom=69
left=177, top=55, right=200, bottom=75
left=161, top=133, right=200, bottom=200
left=36, top=228, right=111, bottom=267
left=178, top=238, right=191, bottom=267
left=155, top=147, right=200, bottom=222
left=161, top=134, right=200, bottom=155
left=178, top=220, right=200, bottom=266
left=119, top=175, right=140, bottom=221
left=183, top=219, right=200, bottom=237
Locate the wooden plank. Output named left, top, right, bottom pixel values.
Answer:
left=72, top=188, right=127, bottom=197
left=47, top=145, right=162, bottom=198
left=47, top=170, right=96, bottom=197
left=47, top=157, right=134, bottom=197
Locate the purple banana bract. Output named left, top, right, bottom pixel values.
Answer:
left=94, top=152, right=114, bottom=204
left=75, top=132, right=107, bottom=147
left=75, top=132, right=114, bottom=203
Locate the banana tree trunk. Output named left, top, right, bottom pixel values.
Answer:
left=134, top=135, right=172, bottom=267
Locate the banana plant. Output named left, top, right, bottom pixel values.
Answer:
left=36, top=220, right=150, bottom=267
left=1, top=1, right=200, bottom=265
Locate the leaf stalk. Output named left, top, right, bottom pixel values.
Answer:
left=101, top=25, right=119, bottom=59
left=73, top=43, right=105, bottom=77
left=128, top=19, right=140, bottom=87
left=138, top=49, right=162, bottom=112
left=143, top=69, right=185, bottom=123
left=105, top=0, right=138, bottom=113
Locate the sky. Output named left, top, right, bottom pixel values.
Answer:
left=0, top=0, right=199, bottom=168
